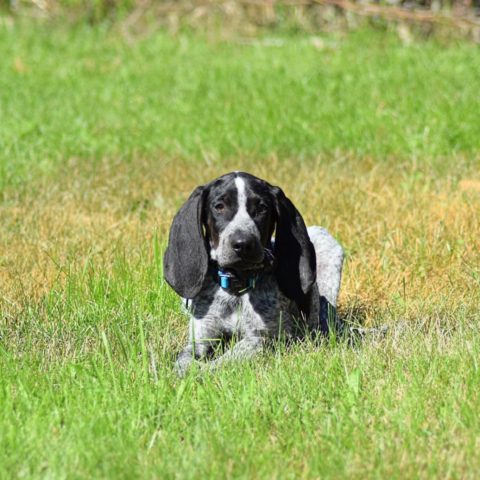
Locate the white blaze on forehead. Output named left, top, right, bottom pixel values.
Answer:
left=230, top=175, right=257, bottom=231
left=234, top=176, right=248, bottom=214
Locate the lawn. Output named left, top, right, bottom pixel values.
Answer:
left=1, top=21, right=480, bottom=478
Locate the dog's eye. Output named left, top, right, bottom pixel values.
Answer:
left=256, top=203, right=268, bottom=215
left=214, top=203, right=225, bottom=213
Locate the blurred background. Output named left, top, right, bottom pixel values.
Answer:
left=2, top=0, right=480, bottom=38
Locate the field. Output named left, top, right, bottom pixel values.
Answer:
left=1, top=21, right=480, bottom=478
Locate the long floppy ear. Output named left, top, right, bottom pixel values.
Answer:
left=272, top=186, right=316, bottom=310
left=163, top=186, right=209, bottom=298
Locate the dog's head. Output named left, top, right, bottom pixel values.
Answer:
left=163, top=172, right=316, bottom=305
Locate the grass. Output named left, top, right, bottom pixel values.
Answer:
left=1, top=20, right=480, bottom=478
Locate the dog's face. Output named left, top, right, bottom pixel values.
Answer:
left=164, top=171, right=316, bottom=304
left=204, top=173, right=275, bottom=269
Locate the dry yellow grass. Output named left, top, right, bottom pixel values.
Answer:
left=2, top=155, right=479, bottom=325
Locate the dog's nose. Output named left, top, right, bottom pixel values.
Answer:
left=231, top=233, right=255, bottom=256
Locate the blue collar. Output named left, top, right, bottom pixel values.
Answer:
left=213, top=247, right=275, bottom=295
left=217, top=269, right=259, bottom=294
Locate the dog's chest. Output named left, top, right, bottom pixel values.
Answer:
left=191, top=275, right=297, bottom=338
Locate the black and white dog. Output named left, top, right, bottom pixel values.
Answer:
left=164, top=172, right=344, bottom=375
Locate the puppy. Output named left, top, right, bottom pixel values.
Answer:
left=164, top=172, right=344, bottom=375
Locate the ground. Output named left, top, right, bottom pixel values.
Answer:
left=1, top=22, right=479, bottom=478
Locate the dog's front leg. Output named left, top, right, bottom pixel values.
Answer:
left=175, top=317, right=221, bottom=377
left=209, top=335, right=265, bottom=370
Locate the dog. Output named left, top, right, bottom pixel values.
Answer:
left=164, top=172, right=344, bottom=375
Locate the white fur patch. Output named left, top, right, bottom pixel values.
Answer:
left=235, top=177, right=248, bottom=215
left=229, top=176, right=257, bottom=233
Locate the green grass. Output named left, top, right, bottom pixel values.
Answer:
left=1, top=21, right=480, bottom=478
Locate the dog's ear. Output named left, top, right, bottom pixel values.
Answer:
left=271, top=186, right=316, bottom=309
left=163, top=186, right=209, bottom=298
